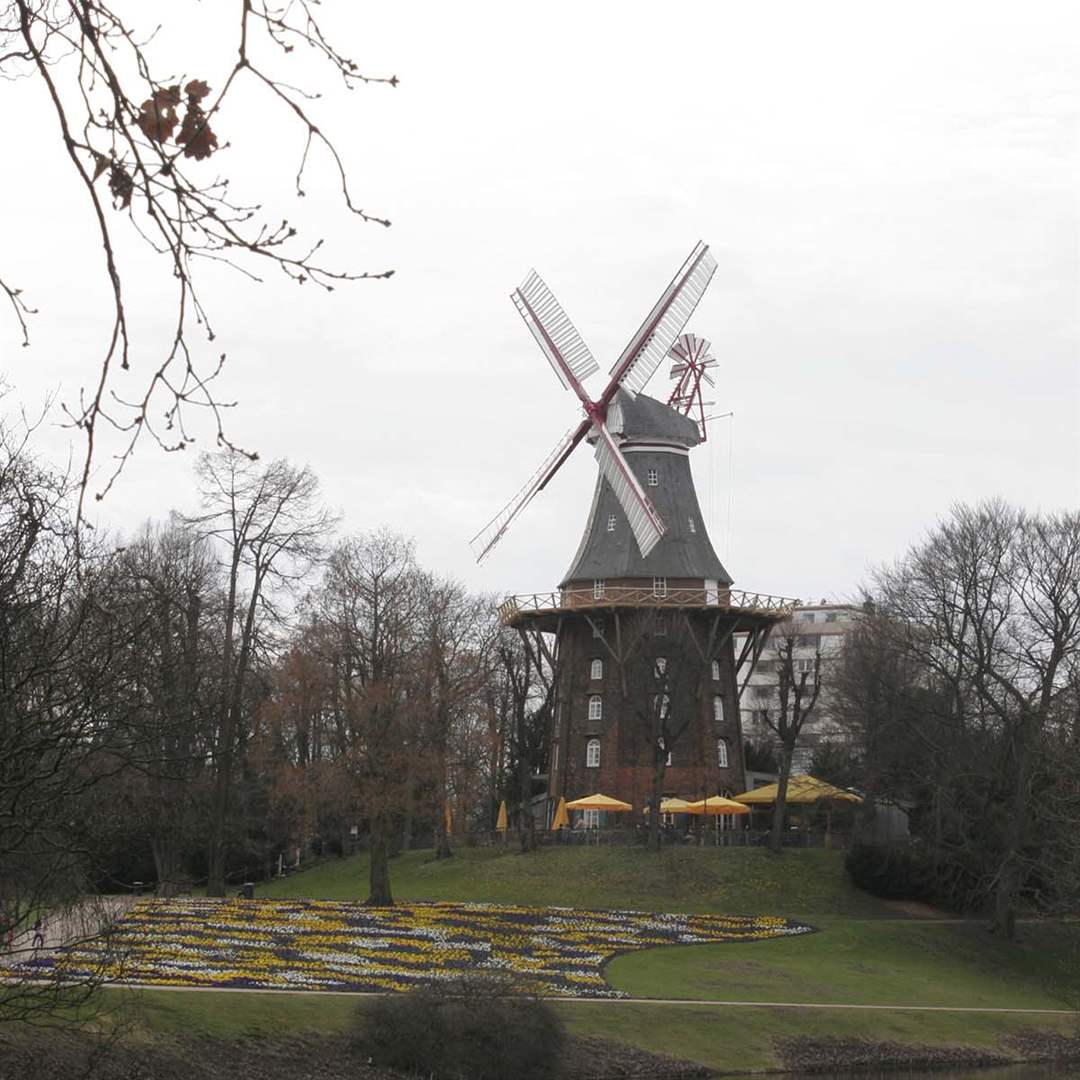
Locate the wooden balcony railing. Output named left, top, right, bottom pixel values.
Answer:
left=498, top=586, right=800, bottom=626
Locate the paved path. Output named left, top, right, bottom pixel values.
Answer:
left=8, top=978, right=1069, bottom=1014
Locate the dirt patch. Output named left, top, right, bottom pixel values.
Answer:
left=0, top=1027, right=714, bottom=1080
left=775, top=1035, right=1010, bottom=1074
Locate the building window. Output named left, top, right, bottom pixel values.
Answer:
left=647, top=468, right=658, bottom=487
left=588, top=695, right=602, bottom=721
left=593, top=579, right=605, bottom=599
left=653, top=576, right=667, bottom=598
left=582, top=808, right=600, bottom=828
left=586, top=738, right=600, bottom=768
left=796, top=658, right=817, bottom=675
left=655, top=656, right=667, bottom=677
left=713, top=696, right=724, bottom=724
left=590, top=658, right=603, bottom=681
left=717, top=738, right=729, bottom=768
left=711, top=659, right=720, bottom=681
left=606, top=514, right=616, bottom=532
left=800, top=612, right=815, bottom=623
left=688, top=516, right=696, bottom=533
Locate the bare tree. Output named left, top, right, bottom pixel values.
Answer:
left=1, top=1, right=395, bottom=513
left=622, top=612, right=710, bottom=852
left=316, top=528, right=422, bottom=904
left=186, top=450, right=335, bottom=896
left=755, top=623, right=822, bottom=853
left=837, top=502, right=1080, bottom=937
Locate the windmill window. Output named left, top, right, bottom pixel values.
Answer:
left=666, top=750, right=673, bottom=767
left=586, top=738, right=601, bottom=768
left=652, top=577, right=667, bottom=598
left=593, top=579, right=605, bottom=599
left=711, top=659, right=721, bottom=681
left=606, top=514, right=616, bottom=532
left=654, top=694, right=670, bottom=719
left=647, top=468, right=659, bottom=487
left=588, top=695, right=602, bottom=721
left=713, top=695, right=725, bottom=724
left=688, top=516, right=696, bottom=533
left=592, top=619, right=604, bottom=639
left=655, top=656, right=667, bottom=677
left=590, top=658, right=603, bottom=681
left=717, top=738, right=729, bottom=768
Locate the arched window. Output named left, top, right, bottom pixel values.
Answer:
left=711, top=659, right=720, bottom=681
left=590, top=658, right=603, bottom=681
left=654, top=656, right=667, bottom=677
left=588, top=695, right=602, bottom=721
left=713, top=695, right=724, bottom=724
left=717, top=738, right=729, bottom=769
left=586, top=738, right=601, bottom=768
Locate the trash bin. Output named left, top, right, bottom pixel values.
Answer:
left=241, top=882, right=255, bottom=899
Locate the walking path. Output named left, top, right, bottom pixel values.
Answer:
left=3, top=976, right=1072, bottom=1014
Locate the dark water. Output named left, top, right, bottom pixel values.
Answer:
left=723, top=1067, right=1074, bottom=1079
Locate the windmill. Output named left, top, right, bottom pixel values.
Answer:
left=470, top=242, right=718, bottom=564
left=666, top=333, right=719, bottom=442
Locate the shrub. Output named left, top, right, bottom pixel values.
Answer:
left=354, top=974, right=566, bottom=1080
left=845, top=841, right=983, bottom=912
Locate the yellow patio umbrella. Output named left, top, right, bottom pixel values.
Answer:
left=551, top=796, right=569, bottom=830
left=643, top=797, right=694, bottom=814
left=495, top=800, right=508, bottom=831
left=565, top=793, right=633, bottom=812
left=685, top=796, right=750, bottom=815
left=732, top=775, right=862, bottom=805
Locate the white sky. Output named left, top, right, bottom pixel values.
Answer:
left=3, top=0, right=1078, bottom=604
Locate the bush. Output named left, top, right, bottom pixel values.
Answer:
left=354, top=974, right=566, bottom=1080
left=845, top=841, right=983, bottom=912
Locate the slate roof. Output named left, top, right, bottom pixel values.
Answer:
left=561, top=392, right=733, bottom=586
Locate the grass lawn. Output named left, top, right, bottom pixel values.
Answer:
left=258, top=844, right=888, bottom=917
left=34, top=848, right=1069, bottom=1075
left=606, top=919, right=1080, bottom=1009
left=105, top=987, right=1078, bottom=1075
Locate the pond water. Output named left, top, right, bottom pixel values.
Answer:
left=724, top=1066, right=1074, bottom=1080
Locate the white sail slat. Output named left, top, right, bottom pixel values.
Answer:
left=470, top=421, right=586, bottom=563
left=512, top=271, right=600, bottom=391
left=593, top=422, right=665, bottom=558
left=609, top=243, right=718, bottom=398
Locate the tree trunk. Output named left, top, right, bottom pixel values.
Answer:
left=366, top=815, right=394, bottom=905
left=992, top=716, right=1034, bottom=939
left=152, top=837, right=184, bottom=898
left=435, top=773, right=452, bottom=860
left=518, top=747, right=534, bottom=854
left=648, top=757, right=665, bottom=852
left=769, top=743, right=794, bottom=854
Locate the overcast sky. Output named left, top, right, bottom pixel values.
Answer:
left=4, top=0, right=1078, bottom=605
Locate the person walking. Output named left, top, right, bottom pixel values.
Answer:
left=31, top=917, right=44, bottom=952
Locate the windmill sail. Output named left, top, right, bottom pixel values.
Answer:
left=592, top=422, right=665, bottom=557
left=608, top=242, right=717, bottom=399
left=513, top=271, right=599, bottom=392
left=470, top=421, right=588, bottom=563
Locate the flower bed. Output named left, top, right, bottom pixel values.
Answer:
left=21, top=898, right=813, bottom=997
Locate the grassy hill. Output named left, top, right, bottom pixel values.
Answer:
left=257, top=844, right=889, bottom=917
left=85, top=846, right=1080, bottom=1075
